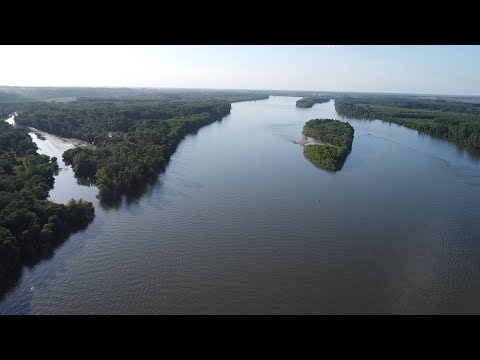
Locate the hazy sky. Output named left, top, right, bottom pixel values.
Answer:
left=1, top=45, right=480, bottom=95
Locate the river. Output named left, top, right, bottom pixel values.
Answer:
left=2, top=96, right=480, bottom=314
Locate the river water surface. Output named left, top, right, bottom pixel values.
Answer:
left=2, top=97, right=480, bottom=314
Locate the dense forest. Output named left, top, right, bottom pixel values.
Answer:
left=335, top=97, right=480, bottom=149
left=302, top=119, right=354, bottom=171
left=0, top=121, right=94, bottom=287
left=303, top=118, right=354, bottom=150
left=0, top=91, right=27, bottom=103
left=296, top=96, right=331, bottom=108
left=14, top=93, right=268, bottom=203
left=0, top=103, right=21, bottom=120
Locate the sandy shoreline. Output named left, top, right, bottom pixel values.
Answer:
left=4, top=113, right=16, bottom=125
left=299, top=135, right=332, bottom=147
left=5, top=113, right=94, bottom=149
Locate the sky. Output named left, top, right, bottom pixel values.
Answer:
left=1, top=45, right=480, bottom=96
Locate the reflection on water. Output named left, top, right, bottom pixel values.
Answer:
left=2, top=98, right=480, bottom=314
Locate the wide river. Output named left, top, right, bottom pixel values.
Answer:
left=2, top=96, right=480, bottom=314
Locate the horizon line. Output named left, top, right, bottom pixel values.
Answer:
left=1, top=84, right=479, bottom=98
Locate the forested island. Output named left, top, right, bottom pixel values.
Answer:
left=0, top=121, right=94, bottom=288
left=296, top=96, right=331, bottom=108
left=302, top=119, right=354, bottom=171
left=335, top=97, right=480, bottom=149
left=13, top=93, right=268, bottom=203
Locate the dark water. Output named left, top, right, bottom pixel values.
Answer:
left=2, top=97, right=480, bottom=314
